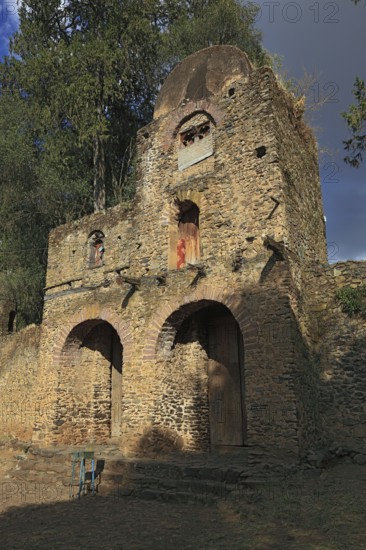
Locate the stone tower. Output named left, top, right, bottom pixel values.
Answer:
left=34, top=46, right=327, bottom=461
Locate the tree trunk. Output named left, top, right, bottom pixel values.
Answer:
left=93, top=134, right=105, bottom=212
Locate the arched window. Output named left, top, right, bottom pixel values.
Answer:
left=180, top=122, right=211, bottom=147
left=177, top=112, right=214, bottom=170
left=88, top=230, right=105, bottom=268
left=176, top=200, right=200, bottom=268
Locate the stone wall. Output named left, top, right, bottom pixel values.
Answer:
left=303, top=261, right=366, bottom=449
left=0, top=326, right=41, bottom=441
left=270, top=71, right=328, bottom=284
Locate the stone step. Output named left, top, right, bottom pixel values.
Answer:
left=99, top=472, right=234, bottom=497
left=101, top=460, right=246, bottom=484
left=7, top=446, right=282, bottom=506
left=10, top=466, right=242, bottom=503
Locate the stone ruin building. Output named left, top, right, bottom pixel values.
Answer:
left=1, top=46, right=365, bottom=465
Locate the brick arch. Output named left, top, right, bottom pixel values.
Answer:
left=175, top=189, right=207, bottom=212
left=52, top=306, right=133, bottom=366
left=162, top=100, right=224, bottom=151
left=166, top=189, right=209, bottom=223
left=172, top=109, right=216, bottom=139
left=143, top=285, right=254, bottom=360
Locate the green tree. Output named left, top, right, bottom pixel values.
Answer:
left=0, top=90, right=46, bottom=326
left=162, top=0, right=268, bottom=67
left=343, top=0, right=365, bottom=166
left=10, top=0, right=164, bottom=212
left=343, top=77, right=366, bottom=167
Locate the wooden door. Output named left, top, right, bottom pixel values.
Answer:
left=208, top=314, right=244, bottom=446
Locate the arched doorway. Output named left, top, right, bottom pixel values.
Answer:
left=57, top=320, right=123, bottom=444
left=158, top=301, right=246, bottom=450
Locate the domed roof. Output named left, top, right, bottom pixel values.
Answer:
left=154, top=45, right=253, bottom=119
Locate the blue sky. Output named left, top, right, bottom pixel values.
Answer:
left=0, top=1, right=365, bottom=262
left=0, top=1, right=17, bottom=55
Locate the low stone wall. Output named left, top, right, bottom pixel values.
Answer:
left=0, top=325, right=41, bottom=441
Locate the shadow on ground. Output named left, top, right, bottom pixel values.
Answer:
left=1, top=462, right=365, bottom=550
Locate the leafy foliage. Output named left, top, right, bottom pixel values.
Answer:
left=336, top=284, right=366, bottom=318
left=343, top=77, right=366, bottom=168
left=161, top=0, right=268, bottom=67
left=343, top=1, right=366, bottom=166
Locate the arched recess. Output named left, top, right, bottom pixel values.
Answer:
left=143, top=286, right=251, bottom=361
left=150, top=299, right=247, bottom=449
left=168, top=199, right=201, bottom=269
left=87, top=230, right=105, bottom=268
left=55, top=319, right=123, bottom=444
left=52, top=305, right=133, bottom=365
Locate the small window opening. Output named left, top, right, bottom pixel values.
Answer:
left=180, top=121, right=211, bottom=148
left=177, top=201, right=200, bottom=269
left=256, top=146, right=267, bottom=158
left=88, top=231, right=105, bottom=268
left=228, top=87, right=235, bottom=97
left=7, top=311, right=16, bottom=333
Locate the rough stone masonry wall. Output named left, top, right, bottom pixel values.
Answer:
left=54, top=322, right=116, bottom=445
left=135, top=67, right=290, bottom=272
left=269, top=70, right=328, bottom=288
left=0, top=326, right=41, bottom=441
left=300, top=261, right=366, bottom=450
left=45, top=203, right=135, bottom=290
left=148, top=337, right=210, bottom=454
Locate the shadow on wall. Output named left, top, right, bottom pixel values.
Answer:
left=135, top=426, right=184, bottom=457
left=134, top=261, right=326, bottom=459
left=317, top=321, right=366, bottom=448
left=52, top=320, right=123, bottom=445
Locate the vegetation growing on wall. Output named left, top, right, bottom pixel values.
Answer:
left=336, top=284, right=366, bottom=318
